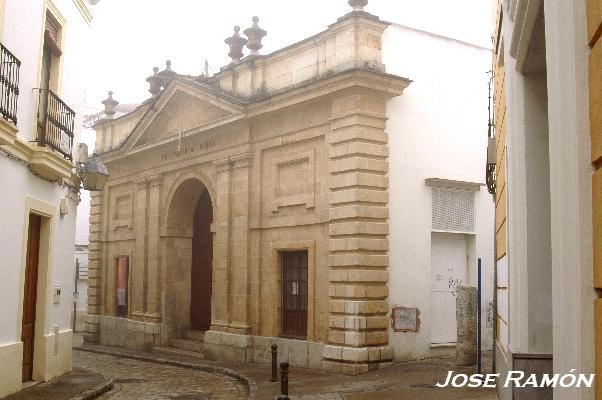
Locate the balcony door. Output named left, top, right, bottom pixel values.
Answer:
left=36, top=44, right=51, bottom=137
left=282, top=251, right=308, bottom=339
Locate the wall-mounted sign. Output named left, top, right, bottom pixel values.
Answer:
left=391, top=306, right=420, bottom=332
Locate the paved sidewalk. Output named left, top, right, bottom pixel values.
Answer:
left=2, top=368, right=112, bottom=400
left=75, top=343, right=498, bottom=400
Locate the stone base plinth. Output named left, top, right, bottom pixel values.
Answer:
left=83, top=314, right=100, bottom=343
left=203, top=331, right=254, bottom=362
left=322, top=345, right=394, bottom=375
left=97, top=315, right=163, bottom=351
left=204, top=331, right=325, bottom=369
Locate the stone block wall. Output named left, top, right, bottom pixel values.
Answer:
left=84, top=190, right=103, bottom=343
left=204, top=331, right=325, bottom=370
left=99, top=316, right=162, bottom=351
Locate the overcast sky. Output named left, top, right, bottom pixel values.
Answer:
left=76, top=0, right=494, bottom=244
left=84, top=0, right=493, bottom=108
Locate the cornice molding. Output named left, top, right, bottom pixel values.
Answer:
left=29, top=144, right=74, bottom=181
left=72, top=0, right=93, bottom=24
left=509, top=0, right=542, bottom=72
left=0, top=118, right=18, bottom=145
left=46, top=0, right=67, bottom=25
left=425, top=178, right=485, bottom=192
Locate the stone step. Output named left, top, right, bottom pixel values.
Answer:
left=169, top=338, right=204, bottom=353
left=153, top=346, right=205, bottom=359
left=182, top=330, right=205, bottom=342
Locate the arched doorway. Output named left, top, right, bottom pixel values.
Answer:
left=164, top=178, right=213, bottom=333
left=191, top=189, right=212, bottom=331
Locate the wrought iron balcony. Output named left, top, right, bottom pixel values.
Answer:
left=0, top=43, right=20, bottom=125
left=36, top=89, right=75, bottom=160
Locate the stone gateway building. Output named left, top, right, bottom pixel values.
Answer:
left=84, top=0, right=494, bottom=374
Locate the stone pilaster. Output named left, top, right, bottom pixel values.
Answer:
left=84, top=190, right=104, bottom=343
left=210, top=158, right=232, bottom=331
left=228, top=153, right=253, bottom=334
left=323, top=92, right=393, bottom=374
left=145, top=176, right=161, bottom=321
left=131, top=179, right=148, bottom=318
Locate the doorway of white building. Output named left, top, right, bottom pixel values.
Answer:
left=431, top=232, right=468, bottom=345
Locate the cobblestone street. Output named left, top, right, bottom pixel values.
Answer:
left=74, top=350, right=248, bottom=400
left=71, top=343, right=498, bottom=400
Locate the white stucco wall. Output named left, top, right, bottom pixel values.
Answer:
left=383, top=24, right=494, bottom=361
left=494, top=2, right=595, bottom=399
left=544, top=1, right=594, bottom=398
left=0, top=0, right=91, bottom=395
left=73, top=248, right=88, bottom=332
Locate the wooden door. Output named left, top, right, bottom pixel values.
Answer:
left=22, top=214, right=41, bottom=382
left=282, top=251, right=308, bottom=339
left=190, top=190, right=213, bottom=331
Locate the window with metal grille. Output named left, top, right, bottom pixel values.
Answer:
left=432, top=187, right=475, bottom=233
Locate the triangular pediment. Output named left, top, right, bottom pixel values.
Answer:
left=126, top=79, right=244, bottom=150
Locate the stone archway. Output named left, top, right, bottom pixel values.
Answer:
left=164, top=178, right=214, bottom=334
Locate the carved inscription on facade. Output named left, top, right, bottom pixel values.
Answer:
left=160, top=139, right=216, bottom=162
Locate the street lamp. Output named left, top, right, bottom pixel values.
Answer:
left=76, top=143, right=109, bottom=191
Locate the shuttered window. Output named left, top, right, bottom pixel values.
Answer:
left=44, top=14, right=62, bottom=56
left=432, top=187, right=475, bottom=233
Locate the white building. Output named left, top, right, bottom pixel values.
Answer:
left=492, top=0, right=598, bottom=399
left=384, top=24, right=494, bottom=361
left=0, top=0, right=94, bottom=396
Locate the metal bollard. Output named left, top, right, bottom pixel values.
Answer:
left=280, top=361, right=289, bottom=396
left=276, top=396, right=290, bottom=400
left=271, top=344, right=278, bottom=382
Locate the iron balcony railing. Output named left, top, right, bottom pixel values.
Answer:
left=36, top=88, right=75, bottom=160
left=0, top=43, right=21, bottom=125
